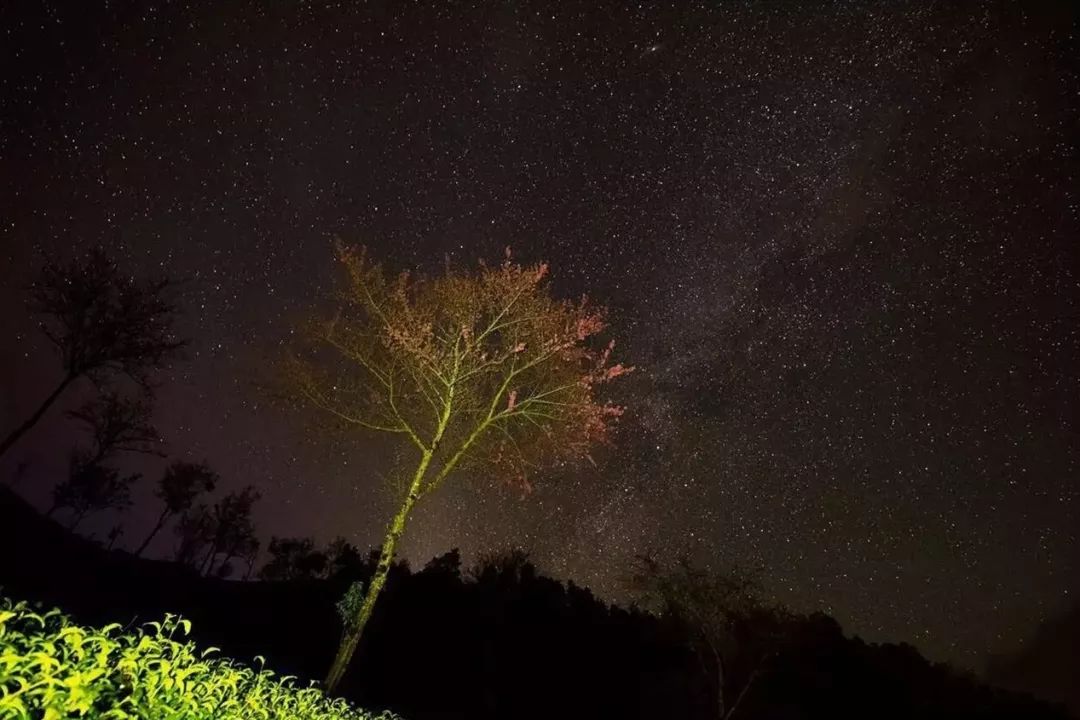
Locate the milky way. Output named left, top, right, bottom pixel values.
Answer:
left=1, top=0, right=1077, bottom=668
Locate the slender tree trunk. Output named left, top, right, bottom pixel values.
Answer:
left=68, top=509, right=87, bottom=531
left=200, top=541, right=218, bottom=576
left=134, top=507, right=172, bottom=557
left=324, top=450, right=433, bottom=692
left=707, top=638, right=725, bottom=719
left=725, top=662, right=763, bottom=720
left=216, top=551, right=236, bottom=578
left=46, top=503, right=60, bottom=518
left=0, top=374, right=77, bottom=461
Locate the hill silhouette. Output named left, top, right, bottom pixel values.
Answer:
left=0, top=487, right=1068, bottom=720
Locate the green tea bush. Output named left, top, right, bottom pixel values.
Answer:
left=0, top=596, right=398, bottom=720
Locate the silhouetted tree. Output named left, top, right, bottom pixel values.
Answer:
left=213, top=520, right=260, bottom=579
left=260, top=536, right=329, bottom=581
left=47, top=452, right=138, bottom=531
left=284, top=244, right=633, bottom=689
left=326, top=536, right=363, bottom=578
left=46, top=391, right=161, bottom=534
left=199, top=486, right=260, bottom=577
left=423, top=547, right=462, bottom=578
left=135, top=460, right=219, bottom=557
left=470, top=547, right=532, bottom=583
left=241, top=536, right=262, bottom=580
left=104, top=523, right=124, bottom=550
left=174, top=504, right=213, bottom=565
left=630, top=556, right=791, bottom=719
left=0, top=248, right=184, bottom=461
left=66, top=391, right=163, bottom=465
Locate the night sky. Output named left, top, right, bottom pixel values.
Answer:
left=1, top=1, right=1077, bottom=670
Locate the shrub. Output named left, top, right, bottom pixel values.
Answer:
left=0, top=596, right=398, bottom=719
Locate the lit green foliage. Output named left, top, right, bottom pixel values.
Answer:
left=335, top=582, right=366, bottom=633
left=0, top=596, right=398, bottom=720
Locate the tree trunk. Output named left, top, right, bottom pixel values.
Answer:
left=216, top=552, right=236, bottom=578
left=725, top=662, right=763, bottom=720
left=0, top=374, right=77, bottom=461
left=324, top=450, right=433, bottom=692
left=200, top=540, right=219, bottom=576
left=708, top=638, right=725, bottom=719
left=134, top=507, right=172, bottom=557
left=68, top=509, right=87, bottom=531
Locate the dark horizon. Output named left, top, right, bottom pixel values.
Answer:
left=2, top=0, right=1077, bottom=675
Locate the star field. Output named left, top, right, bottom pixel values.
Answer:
left=1, top=0, right=1077, bottom=669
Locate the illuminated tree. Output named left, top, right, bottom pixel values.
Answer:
left=286, top=244, right=633, bottom=690
left=0, top=248, right=184, bottom=461
left=134, top=460, right=219, bottom=557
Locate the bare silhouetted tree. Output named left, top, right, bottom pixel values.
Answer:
left=135, top=460, right=219, bottom=557
left=48, top=452, right=138, bottom=531
left=630, top=556, right=792, bottom=720
left=174, top=504, right=213, bottom=565
left=66, top=391, right=163, bottom=465
left=46, top=391, right=162, bottom=532
left=213, top=517, right=260, bottom=579
left=198, top=486, right=260, bottom=576
left=0, top=248, right=184, bottom=461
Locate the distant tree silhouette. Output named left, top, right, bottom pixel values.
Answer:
left=240, top=536, right=263, bottom=580
left=325, top=536, right=363, bottom=578
left=135, top=460, right=219, bottom=557
left=174, top=504, right=213, bottom=565
left=260, top=536, right=329, bottom=581
left=470, top=546, right=531, bottom=583
left=66, top=391, right=163, bottom=464
left=0, top=248, right=184, bottom=461
left=214, top=529, right=259, bottom=579
left=104, top=523, right=124, bottom=551
left=630, top=556, right=792, bottom=720
left=283, top=244, right=633, bottom=690
left=46, top=391, right=162, bottom=532
left=198, top=486, right=260, bottom=577
left=47, top=452, right=138, bottom=530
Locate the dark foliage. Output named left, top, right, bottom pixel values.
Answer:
left=0, top=488, right=1068, bottom=720
left=260, top=536, right=330, bottom=581
left=46, top=451, right=138, bottom=530
left=135, top=460, right=219, bottom=557
left=28, top=247, right=184, bottom=387
left=0, top=248, right=184, bottom=461
left=66, top=391, right=164, bottom=464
